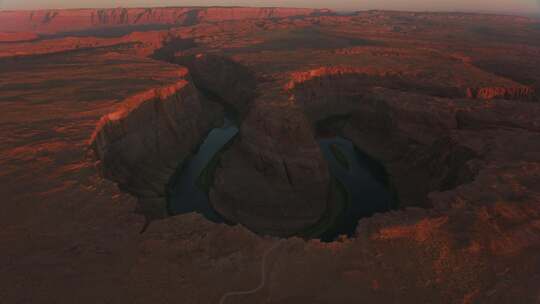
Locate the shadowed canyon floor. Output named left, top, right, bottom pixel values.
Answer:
left=1, top=7, right=540, bottom=303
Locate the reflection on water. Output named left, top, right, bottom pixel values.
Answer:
left=167, top=118, right=238, bottom=222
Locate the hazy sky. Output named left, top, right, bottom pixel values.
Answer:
left=1, top=0, right=539, bottom=15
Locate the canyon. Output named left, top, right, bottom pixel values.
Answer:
left=1, top=7, right=540, bottom=303
left=0, top=7, right=330, bottom=33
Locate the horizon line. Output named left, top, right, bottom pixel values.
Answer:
left=0, top=5, right=538, bottom=18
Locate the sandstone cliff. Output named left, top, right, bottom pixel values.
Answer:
left=90, top=69, right=223, bottom=217
left=0, top=7, right=329, bottom=33
left=3, top=9, right=540, bottom=303
left=286, top=66, right=540, bottom=209
left=210, top=98, right=331, bottom=236
left=170, top=53, right=258, bottom=115
left=287, top=66, right=536, bottom=101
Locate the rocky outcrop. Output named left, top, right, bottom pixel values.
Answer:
left=287, top=70, right=540, bottom=208
left=90, top=8, right=192, bottom=26
left=210, top=96, right=331, bottom=236
left=89, top=69, right=223, bottom=217
left=194, top=7, right=331, bottom=22
left=304, top=86, right=481, bottom=208
left=286, top=67, right=405, bottom=91
left=287, top=66, right=465, bottom=101
left=3, top=9, right=540, bottom=303
left=170, top=53, right=258, bottom=115
left=287, top=66, right=535, bottom=102
left=196, top=61, right=539, bottom=235
left=287, top=66, right=467, bottom=123
left=0, top=7, right=330, bottom=34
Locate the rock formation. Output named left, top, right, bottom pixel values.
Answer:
left=210, top=99, right=331, bottom=236
left=0, top=7, right=329, bottom=33
left=1, top=8, right=540, bottom=304
left=170, top=53, right=258, bottom=115
left=90, top=69, right=223, bottom=217
left=84, top=9, right=540, bottom=236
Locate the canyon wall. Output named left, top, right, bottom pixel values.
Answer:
left=0, top=7, right=329, bottom=34
left=164, top=54, right=329, bottom=236
left=170, top=54, right=258, bottom=116
left=287, top=66, right=536, bottom=102
left=287, top=68, right=540, bottom=209
left=90, top=69, right=223, bottom=217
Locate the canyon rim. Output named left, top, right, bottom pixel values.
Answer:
left=1, top=6, right=540, bottom=304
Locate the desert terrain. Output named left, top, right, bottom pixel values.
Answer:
left=1, top=7, right=540, bottom=303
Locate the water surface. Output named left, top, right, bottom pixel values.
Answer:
left=168, top=118, right=238, bottom=222
left=317, top=137, right=396, bottom=241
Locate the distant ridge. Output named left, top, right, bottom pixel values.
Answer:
left=0, top=7, right=333, bottom=33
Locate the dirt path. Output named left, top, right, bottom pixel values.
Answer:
left=219, top=240, right=283, bottom=304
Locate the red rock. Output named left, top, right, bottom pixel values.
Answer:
left=90, top=71, right=223, bottom=217
left=374, top=216, right=449, bottom=242
left=210, top=99, right=331, bottom=236
left=0, top=7, right=328, bottom=34
left=170, top=53, right=257, bottom=114
left=0, top=31, right=38, bottom=42
left=1, top=9, right=540, bottom=304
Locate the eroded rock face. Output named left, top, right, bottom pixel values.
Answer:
left=283, top=64, right=539, bottom=209
left=170, top=53, right=258, bottom=115
left=210, top=98, right=331, bottom=236
left=287, top=66, right=536, bottom=102
left=3, top=9, right=540, bottom=303
left=294, top=83, right=540, bottom=210
left=90, top=69, right=222, bottom=217
left=0, top=7, right=329, bottom=33
left=189, top=59, right=539, bottom=235
left=151, top=53, right=334, bottom=236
